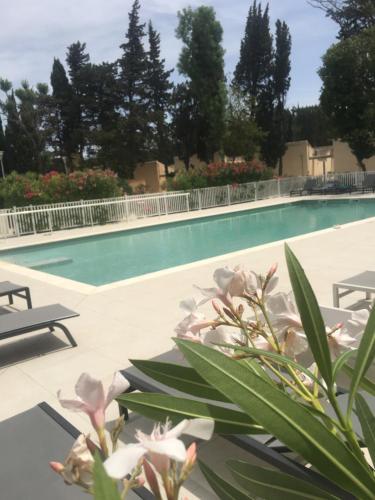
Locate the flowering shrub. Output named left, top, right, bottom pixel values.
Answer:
left=51, top=372, right=214, bottom=498
left=0, top=169, right=124, bottom=207
left=50, top=246, right=375, bottom=498
left=169, top=160, right=273, bottom=191
left=119, top=245, right=375, bottom=498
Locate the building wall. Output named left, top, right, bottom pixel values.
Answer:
left=282, top=141, right=311, bottom=177
left=332, top=140, right=375, bottom=172
left=133, top=161, right=166, bottom=193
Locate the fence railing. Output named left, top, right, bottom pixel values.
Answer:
left=0, top=172, right=373, bottom=238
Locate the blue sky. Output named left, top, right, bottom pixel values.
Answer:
left=0, top=0, right=338, bottom=106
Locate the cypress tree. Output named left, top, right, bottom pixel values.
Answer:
left=176, top=6, right=226, bottom=162
left=118, top=0, right=149, bottom=177
left=146, top=21, right=173, bottom=166
left=0, top=115, right=5, bottom=152
left=66, top=41, right=91, bottom=161
left=267, top=19, right=292, bottom=173
left=233, top=1, right=273, bottom=116
left=50, top=58, right=74, bottom=164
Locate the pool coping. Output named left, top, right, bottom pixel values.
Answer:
left=0, top=194, right=374, bottom=295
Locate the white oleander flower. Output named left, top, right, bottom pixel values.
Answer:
left=104, top=419, right=214, bottom=479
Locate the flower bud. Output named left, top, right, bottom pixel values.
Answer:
left=267, top=263, right=278, bottom=280
left=50, top=461, right=64, bottom=474
left=212, top=300, right=222, bottom=316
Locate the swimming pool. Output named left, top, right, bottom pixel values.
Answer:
left=1, top=199, right=374, bottom=286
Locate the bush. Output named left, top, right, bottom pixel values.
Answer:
left=169, top=160, right=273, bottom=191
left=0, top=169, right=124, bottom=208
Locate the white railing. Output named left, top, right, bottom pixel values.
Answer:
left=0, top=172, right=374, bottom=238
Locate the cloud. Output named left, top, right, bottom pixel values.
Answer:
left=0, top=0, right=337, bottom=106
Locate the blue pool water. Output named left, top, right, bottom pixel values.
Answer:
left=1, top=199, right=374, bottom=286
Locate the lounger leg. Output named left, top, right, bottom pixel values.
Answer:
left=118, top=386, right=135, bottom=421
left=8, top=293, right=13, bottom=306
left=25, top=288, right=32, bottom=309
left=333, top=285, right=340, bottom=308
left=52, top=322, right=77, bottom=348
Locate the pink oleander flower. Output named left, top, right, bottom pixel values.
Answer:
left=327, top=325, right=357, bottom=360
left=175, top=298, right=214, bottom=341
left=50, top=434, right=94, bottom=487
left=195, top=266, right=248, bottom=306
left=266, top=292, right=303, bottom=330
left=58, top=372, right=129, bottom=430
left=104, top=419, right=214, bottom=480
left=246, top=267, right=279, bottom=299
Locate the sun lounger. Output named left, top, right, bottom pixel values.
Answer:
left=0, top=402, right=151, bottom=500
left=0, top=304, right=79, bottom=348
left=0, top=281, right=32, bottom=309
left=290, top=178, right=319, bottom=196
left=311, top=180, right=355, bottom=195
left=333, top=270, right=375, bottom=307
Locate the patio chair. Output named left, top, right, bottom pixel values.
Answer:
left=289, top=177, right=319, bottom=196
left=0, top=304, right=79, bottom=348
left=0, top=281, right=32, bottom=309
left=0, top=402, right=152, bottom=500
left=332, top=270, right=375, bottom=307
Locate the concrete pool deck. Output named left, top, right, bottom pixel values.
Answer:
left=1, top=194, right=375, bottom=498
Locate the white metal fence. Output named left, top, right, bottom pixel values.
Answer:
left=1, top=172, right=374, bottom=238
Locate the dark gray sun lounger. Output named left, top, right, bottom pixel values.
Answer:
left=0, top=304, right=79, bottom=348
left=0, top=403, right=152, bottom=500
left=0, top=281, right=32, bottom=309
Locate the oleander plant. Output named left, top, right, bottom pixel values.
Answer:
left=51, top=244, right=375, bottom=498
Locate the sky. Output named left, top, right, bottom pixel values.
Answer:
left=0, top=0, right=338, bottom=107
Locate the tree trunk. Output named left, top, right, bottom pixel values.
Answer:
left=278, top=156, right=283, bottom=176
left=357, top=157, right=367, bottom=172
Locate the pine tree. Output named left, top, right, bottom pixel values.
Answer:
left=233, top=1, right=273, bottom=116
left=118, top=0, right=149, bottom=176
left=146, top=21, right=173, bottom=166
left=176, top=6, right=226, bottom=162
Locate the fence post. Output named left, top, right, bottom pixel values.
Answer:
left=48, top=210, right=52, bottom=232
left=198, top=190, right=202, bottom=210
left=89, top=205, right=94, bottom=226
left=164, top=194, right=168, bottom=215
left=227, top=184, right=231, bottom=205
left=254, top=183, right=258, bottom=201
left=277, top=179, right=281, bottom=197
left=186, top=194, right=190, bottom=212
left=157, top=197, right=161, bottom=216
left=30, top=205, right=37, bottom=234
left=125, top=198, right=129, bottom=222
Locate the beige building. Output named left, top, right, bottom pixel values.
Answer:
left=282, top=139, right=375, bottom=177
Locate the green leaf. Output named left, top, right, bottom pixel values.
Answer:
left=199, top=460, right=251, bottom=500
left=227, top=460, right=339, bottom=499
left=93, top=452, right=121, bottom=500
left=342, top=364, right=375, bottom=396
left=130, top=359, right=230, bottom=402
left=348, top=306, right=375, bottom=413
left=285, top=244, right=333, bottom=387
left=175, top=339, right=375, bottom=499
left=355, top=393, right=375, bottom=467
left=217, top=344, right=325, bottom=390
left=332, top=351, right=356, bottom=381
left=239, top=357, right=276, bottom=385
left=117, top=392, right=265, bottom=435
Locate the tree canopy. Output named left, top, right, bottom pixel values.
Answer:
left=319, top=26, right=375, bottom=170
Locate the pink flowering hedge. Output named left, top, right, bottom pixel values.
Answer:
left=0, top=169, right=125, bottom=208
left=169, top=160, right=273, bottom=191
